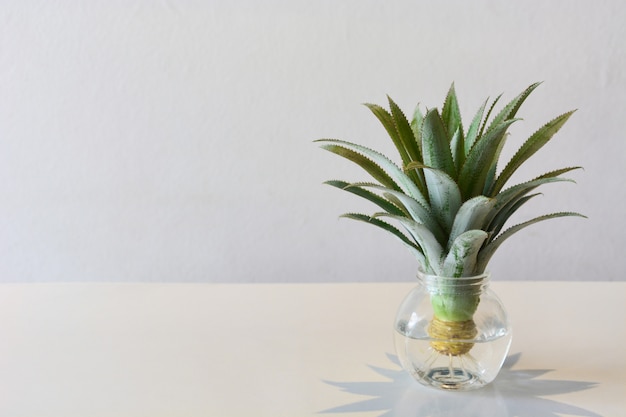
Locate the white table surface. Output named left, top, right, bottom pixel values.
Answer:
left=0, top=281, right=624, bottom=417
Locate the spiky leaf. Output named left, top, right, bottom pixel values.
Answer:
left=476, top=212, right=587, bottom=272
left=421, top=109, right=456, bottom=178
left=485, top=82, right=541, bottom=133
left=387, top=97, right=426, bottom=192
left=490, top=175, right=577, bottom=225
left=478, top=94, right=502, bottom=137
left=442, top=83, right=463, bottom=141
left=374, top=213, right=444, bottom=275
left=458, top=119, right=518, bottom=199
left=340, top=213, right=425, bottom=265
left=487, top=193, right=542, bottom=240
left=317, top=139, right=428, bottom=206
left=351, top=182, right=446, bottom=243
left=387, top=97, right=422, bottom=164
left=448, top=196, right=495, bottom=249
left=410, top=105, right=424, bottom=152
left=491, top=110, right=576, bottom=195
left=423, top=168, right=462, bottom=233
left=317, top=142, right=400, bottom=191
left=323, top=180, right=405, bottom=216
left=450, top=127, right=465, bottom=173
left=464, top=98, right=488, bottom=155
left=486, top=168, right=581, bottom=238
left=442, top=230, right=489, bottom=277
left=363, top=103, right=412, bottom=166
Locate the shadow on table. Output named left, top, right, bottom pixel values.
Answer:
left=321, top=353, right=599, bottom=417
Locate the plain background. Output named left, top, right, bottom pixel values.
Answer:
left=1, top=0, right=624, bottom=282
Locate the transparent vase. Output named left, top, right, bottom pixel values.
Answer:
left=394, top=270, right=512, bottom=391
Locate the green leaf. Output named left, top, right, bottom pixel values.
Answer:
left=448, top=196, right=495, bottom=249
left=363, top=102, right=396, bottom=132
left=387, top=97, right=423, bottom=164
left=485, top=82, right=541, bottom=133
left=478, top=94, right=502, bottom=138
left=482, top=131, right=508, bottom=196
left=410, top=105, right=424, bottom=153
left=492, top=110, right=577, bottom=194
left=449, top=127, right=465, bottom=174
left=374, top=213, right=444, bottom=275
left=486, top=193, right=542, bottom=240
left=421, top=109, right=456, bottom=178
left=534, top=166, right=583, bottom=180
left=383, top=193, right=446, bottom=246
left=363, top=100, right=426, bottom=194
left=486, top=168, right=582, bottom=238
left=405, top=162, right=462, bottom=234
left=340, top=213, right=425, bottom=265
left=316, top=139, right=428, bottom=206
left=464, top=98, right=488, bottom=155
left=386, top=97, right=426, bottom=192
left=423, top=167, right=462, bottom=234
left=323, top=180, right=405, bottom=216
left=363, top=103, right=410, bottom=164
left=494, top=174, right=577, bottom=208
left=476, top=212, right=587, bottom=272
left=458, top=119, right=518, bottom=199
left=352, top=182, right=446, bottom=244
left=442, top=83, right=463, bottom=141
left=488, top=176, right=576, bottom=228
left=317, top=142, right=400, bottom=191
left=442, top=230, right=489, bottom=277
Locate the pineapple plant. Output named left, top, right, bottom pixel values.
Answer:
left=316, top=82, right=584, bottom=387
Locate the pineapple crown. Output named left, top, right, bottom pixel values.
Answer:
left=317, top=82, right=585, bottom=277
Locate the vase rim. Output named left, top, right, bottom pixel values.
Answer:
left=417, top=270, right=490, bottom=294
left=416, top=268, right=490, bottom=281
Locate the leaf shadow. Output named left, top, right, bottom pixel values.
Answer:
left=321, top=353, right=600, bottom=417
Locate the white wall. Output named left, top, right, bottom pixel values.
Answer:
left=1, top=0, right=624, bottom=282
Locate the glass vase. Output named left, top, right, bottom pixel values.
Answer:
left=394, top=270, right=512, bottom=391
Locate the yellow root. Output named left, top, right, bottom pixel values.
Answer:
left=428, top=316, right=477, bottom=356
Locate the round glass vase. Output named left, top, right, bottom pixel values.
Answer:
left=394, top=270, right=512, bottom=391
